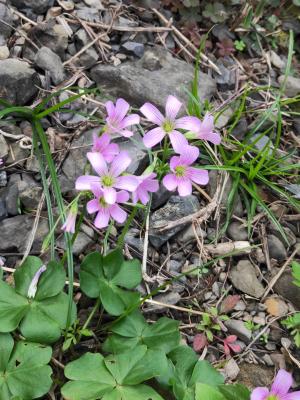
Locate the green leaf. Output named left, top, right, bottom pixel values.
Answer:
left=190, top=361, right=224, bottom=387
left=195, top=383, right=225, bottom=400
left=62, top=347, right=163, bottom=400
left=219, top=384, right=251, bottom=400
left=0, top=257, right=76, bottom=344
left=292, top=261, right=300, bottom=287
left=0, top=333, right=52, bottom=400
left=104, top=310, right=180, bottom=354
left=80, top=251, right=142, bottom=316
left=0, top=281, right=29, bottom=332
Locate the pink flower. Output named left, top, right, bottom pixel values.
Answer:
left=92, top=132, right=119, bottom=162
left=105, top=98, right=140, bottom=138
left=86, top=184, right=129, bottom=228
left=62, top=205, right=77, bottom=234
left=162, top=145, right=209, bottom=196
left=251, top=369, right=300, bottom=400
left=132, top=173, right=159, bottom=205
left=191, top=113, right=221, bottom=145
left=76, top=151, right=138, bottom=205
left=222, top=335, right=241, bottom=356
left=0, top=258, right=4, bottom=266
left=0, top=159, right=3, bottom=166
left=27, top=264, right=47, bottom=299
left=140, top=95, right=199, bottom=152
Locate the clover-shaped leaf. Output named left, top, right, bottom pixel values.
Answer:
left=80, top=250, right=142, bottom=316
left=168, top=346, right=224, bottom=400
left=0, top=256, right=76, bottom=344
left=203, top=2, right=228, bottom=23
left=103, top=310, right=180, bottom=354
left=0, top=333, right=52, bottom=400
left=61, top=346, right=164, bottom=400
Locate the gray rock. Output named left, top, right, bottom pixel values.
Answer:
left=125, top=228, right=144, bottom=253
left=61, top=130, right=93, bottom=193
left=267, top=234, right=287, bottom=262
left=77, top=48, right=99, bottom=69
left=0, top=214, right=48, bottom=252
left=91, top=46, right=216, bottom=109
left=57, top=231, right=93, bottom=256
left=74, top=29, right=89, bottom=48
left=229, top=259, right=264, bottom=298
left=27, top=21, right=68, bottom=60
left=0, top=45, right=9, bottom=60
left=177, top=224, right=207, bottom=244
left=0, top=171, right=7, bottom=187
left=208, top=170, right=244, bottom=216
left=214, top=62, right=235, bottom=90
left=35, top=47, right=65, bottom=85
left=225, top=319, right=252, bottom=343
left=149, top=195, right=200, bottom=248
left=168, top=259, right=182, bottom=272
left=0, top=134, right=8, bottom=160
left=278, top=75, right=300, bottom=98
left=227, top=221, right=248, bottom=241
left=0, top=193, right=8, bottom=221
left=231, top=118, right=248, bottom=140
left=249, top=134, right=273, bottom=155
left=75, top=7, right=101, bottom=22
left=268, top=50, right=285, bottom=70
left=9, top=0, right=54, bottom=13
left=0, top=59, right=40, bottom=106
left=5, top=179, right=19, bottom=216
left=0, top=4, right=13, bottom=43
left=146, top=291, right=181, bottom=312
left=151, top=184, right=172, bottom=210
left=274, top=270, right=300, bottom=310
left=121, top=42, right=145, bottom=58
left=116, top=137, right=148, bottom=175
left=18, top=181, right=43, bottom=210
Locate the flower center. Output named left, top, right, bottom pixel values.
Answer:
left=162, top=119, right=174, bottom=133
left=102, top=175, right=114, bottom=187
left=267, top=396, right=279, bottom=400
left=175, top=165, right=186, bottom=177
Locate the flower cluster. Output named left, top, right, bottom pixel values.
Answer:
left=69, top=96, right=220, bottom=230
left=251, top=369, right=300, bottom=400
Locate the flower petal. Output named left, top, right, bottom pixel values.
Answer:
left=75, top=175, right=100, bottom=191
left=250, top=387, right=270, bottom=400
left=188, top=168, right=209, bottom=185
left=110, top=151, right=131, bottom=177
left=92, top=132, right=110, bottom=152
left=121, top=114, right=140, bottom=128
left=116, top=190, right=130, bottom=203
left=175, top=116, right=201, bottom=131
left=143, top=127, right=165, bottom=148
left=87, top=152, right=108, bottom=176
left=115, top=98, right=129, bottom=121
left=142, top=177, right=159, bottom=193
left=271, top=370, right=293, bottom=396
left=136, top=187, right=150, bottom=205
left=90, top=183, right=103, bottom=198
left=177, top=178, right=192, bottom=196
left=201, top=113, right=214, bottom=133
left=198, top=131, right=221, bottom=145
left=165, top=95, right=182, bottom=120
left=86, top=199, right=100, bottom=214
left=116, top=175, right=139, bottom=192
left=169, top=155, right=181, bottom=171
left=105, top=101, right=115, bottom=118
left=169, top=130, right=188, bottom=153
left=103, top=187, right=117, bottom=205
left=178, top=145, right=199, bottom=165
left=140, top=102, right=164, bottom=125
left=102, top=143, right=120, bottom=163
left=110, top=204, right=127, bottom=224
left=163, top=174, right=178, bottom=191
left=94, top=209, right=110, bottom=229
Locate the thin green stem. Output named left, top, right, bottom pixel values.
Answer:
left=103, top=220, right=114, bottom=256
left=78, top=298, right=101, bottom=342
left=117, top=206, right=138, bottom=248
left=32, top=118, right=74, bottom=328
